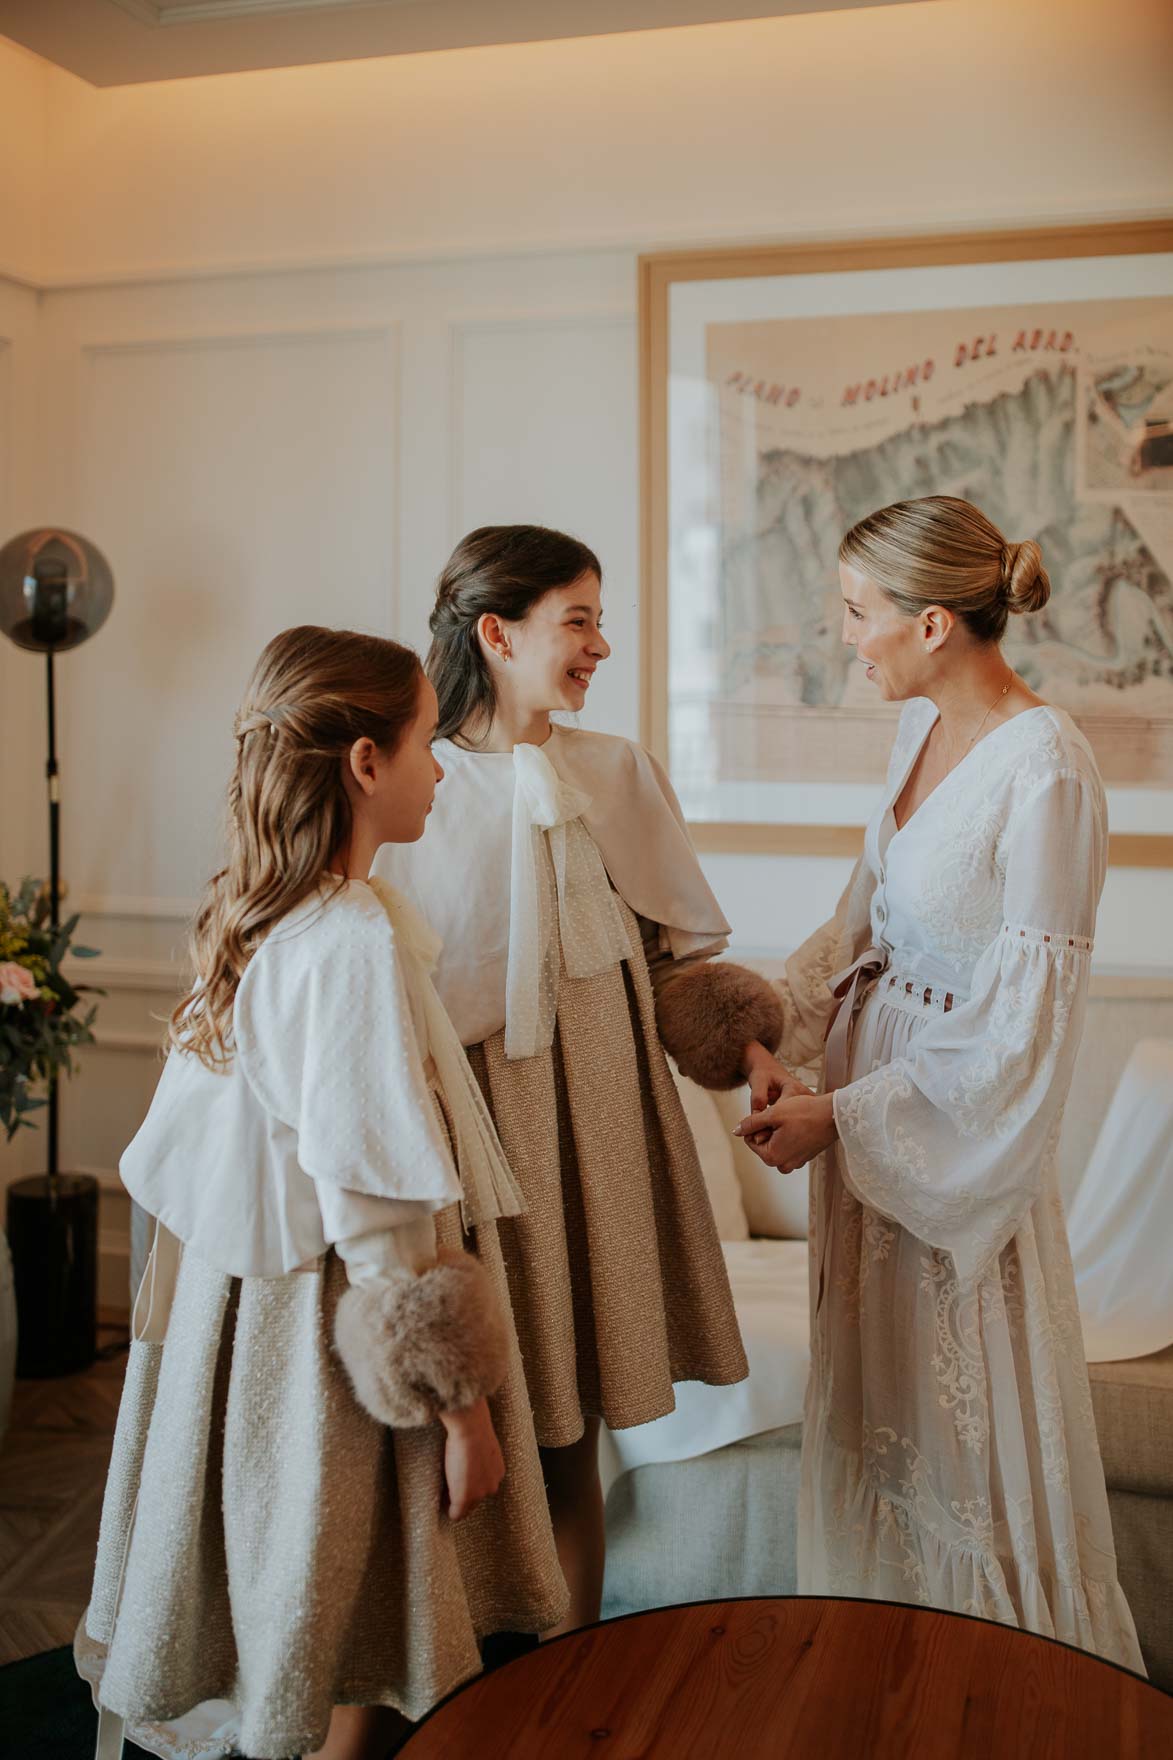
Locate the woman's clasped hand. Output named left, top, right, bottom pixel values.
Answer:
left=735, top=1083, right=838, bottom=1176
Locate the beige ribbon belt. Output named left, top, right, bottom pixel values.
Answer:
left=824, top=945, right=888, bottom=1091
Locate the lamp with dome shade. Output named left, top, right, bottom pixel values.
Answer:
left=0, top=528, right=114, bottom=1377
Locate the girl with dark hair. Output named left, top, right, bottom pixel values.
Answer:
left=76, top=627, right=566, bottom=1760
left=374, top=527, right=789, bottom=1631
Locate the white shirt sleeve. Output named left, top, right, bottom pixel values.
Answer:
left=314, top=1182, right=439, bottom=1282
left=234, top=888, right=462, bottom=1208
left=832, top=768, right=1106, bottom=1284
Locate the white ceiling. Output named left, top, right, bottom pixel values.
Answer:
left=0, top=0, right=923, bottom=87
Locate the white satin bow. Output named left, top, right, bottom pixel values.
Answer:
left=368, top=875, right=525, bottom=1229
left=505, top=742, right=632, bottom=1061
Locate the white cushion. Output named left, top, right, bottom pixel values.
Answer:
left=669, top=1061, right=749, bottom=1241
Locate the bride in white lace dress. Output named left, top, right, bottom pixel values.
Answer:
left=739, top=496, right=1144, bottom=1670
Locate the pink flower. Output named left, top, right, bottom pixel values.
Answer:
left=0, top=962, right=38, bottom=1006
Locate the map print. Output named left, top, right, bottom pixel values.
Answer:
left=697, top=296, right=1173, bottom=789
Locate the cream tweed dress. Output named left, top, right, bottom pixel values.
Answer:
left=376, top=729, right=759, bottom=1448
left=75, top=882, right=567, bottom=1760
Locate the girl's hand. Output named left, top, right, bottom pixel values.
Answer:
left=734, top=1091, right=838, bottom=1175
left=439, top=1396, right=505, bottom=1521
left=741, top=1041, right=812, bottom=1115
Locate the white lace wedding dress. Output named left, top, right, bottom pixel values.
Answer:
left=777, top=697, right=1143, bottom=1670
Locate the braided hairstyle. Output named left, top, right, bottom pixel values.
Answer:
left=172, top=625, right=422, bottom=1069
left=427, top=525, right=602, bottom=741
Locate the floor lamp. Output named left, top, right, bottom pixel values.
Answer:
left=0, top=529, right=114, bottom=1377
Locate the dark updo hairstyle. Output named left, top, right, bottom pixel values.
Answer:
left=839, top=495, right=1051, bottom=644
left=427, top=524, right=602, bottom=741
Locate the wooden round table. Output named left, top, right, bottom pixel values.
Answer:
left=401, top=1598, right=1172, bottom=1757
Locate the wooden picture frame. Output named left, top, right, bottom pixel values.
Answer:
left=639, top=219, right=1173, bottom=866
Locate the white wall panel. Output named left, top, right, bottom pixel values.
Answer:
left=452, top=315, right=640, bottom=740
left=62, top=324, right=398, bottom=910
left=0, top=280, right=47, bottom=894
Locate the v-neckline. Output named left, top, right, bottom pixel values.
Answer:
left=886, top=703, right=1050, bottom=841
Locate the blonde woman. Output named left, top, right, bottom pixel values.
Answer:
left=738, top=497, right=1144, bottom=1670
left=77, top=628, right=566, bottom=1760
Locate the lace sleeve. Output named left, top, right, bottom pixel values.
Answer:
left=776, top=855, right=872, bottom=1070
left=831, top=769, right=1107, bottom=1283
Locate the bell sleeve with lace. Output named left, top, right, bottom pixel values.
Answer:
left=769, top=855, right=874, bottom=1077
left=831, top=768, right=1107, bottom=1284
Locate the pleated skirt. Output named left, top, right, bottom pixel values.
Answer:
left=75, top=1219, right=567, bottom=1760
left=468, top=902, right=749, bottom=1450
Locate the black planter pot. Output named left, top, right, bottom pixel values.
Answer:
left=6, top=1173, right=98, bottom=1378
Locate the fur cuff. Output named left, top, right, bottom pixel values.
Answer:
left=656, top=960, right=784, bottom=1090
left=334, top=1250, right=510, bottom=1428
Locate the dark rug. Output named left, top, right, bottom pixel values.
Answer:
left=0, top=1645, right=157, bottom=1760
left=0, top=1633, right=537, bottom=1759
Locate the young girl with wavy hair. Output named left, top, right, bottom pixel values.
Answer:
left=76, top=626, right=566, bottom=1760
left=375, top=527, right=789, bottom=1630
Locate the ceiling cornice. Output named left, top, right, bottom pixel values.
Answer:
left=0, top=0, right=931, bottom=87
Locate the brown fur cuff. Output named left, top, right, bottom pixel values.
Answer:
left=334, top=1249, right=511, bottom=1428
left=656, top=960, right=784, bottom=1090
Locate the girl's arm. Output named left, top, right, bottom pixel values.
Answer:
left=319, top=1184, right=510, bottom=1521
left=640, top=915, right=788, bottom=1092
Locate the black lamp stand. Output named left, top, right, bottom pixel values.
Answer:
left=6, top=647, right=99, bottom=1379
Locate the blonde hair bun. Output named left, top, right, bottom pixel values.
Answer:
left=1003, top=540, right=1051, bottom=616
left=839, top=496, right=1049, bottom=644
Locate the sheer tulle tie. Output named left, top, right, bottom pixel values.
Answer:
left=504, top=742, right=631, bottom=1061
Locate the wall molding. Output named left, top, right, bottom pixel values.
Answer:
left=65, top=953, right=184, bottom=992
left=76, top=895, right=195, bottom=920
left=9, top=205, right=1171, bottom=301
left=0, top=337, right=12, bottom=519
left=68, top=1161, right=128, bottom=1193
left=78, top=320, right=399, bottom=359
left=447, top=309, right=635, bottom=538
left=0, top=265, right=42, bottom=293
left=76, top=314, right=402, bottom=655
left=89, top=1029, right=167, bottom=1055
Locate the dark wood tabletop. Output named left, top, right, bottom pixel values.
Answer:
left=401, top=1597, right=1172, bottom=1758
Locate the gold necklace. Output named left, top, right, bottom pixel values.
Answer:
left=966, top=672, right=1014, bottom=747
left=941, top=671, right=1015, bottom=774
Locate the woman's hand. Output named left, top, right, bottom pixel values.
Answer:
left=741, top=1040, right=813, bottom=1114
left=439, top=1396, right=505, bottom=1521
left=734, top=1091, right=838, bottom=1175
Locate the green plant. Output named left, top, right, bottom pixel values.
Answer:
left=0, top=878, right=101, bottom=1141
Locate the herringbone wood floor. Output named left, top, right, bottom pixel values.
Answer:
left=0, top=1325, right=128, bottom=1666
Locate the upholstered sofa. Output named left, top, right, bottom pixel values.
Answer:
left=601, top=966, right=1173, bottom=1690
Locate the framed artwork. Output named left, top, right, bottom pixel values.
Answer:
left=639, top=219, right=1173, bottom=864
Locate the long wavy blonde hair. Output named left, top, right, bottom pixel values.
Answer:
left=172, top=625, right=422, bottom=1070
